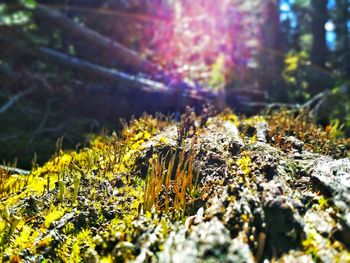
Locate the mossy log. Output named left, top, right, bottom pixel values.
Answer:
left=0, top=109, right=349, bottom=262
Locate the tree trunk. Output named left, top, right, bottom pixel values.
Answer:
left=334, top=0, right=350, bottom=77
left=310, top=0, right=328, bottom=68
left=260, top=0, right=285, bottom=100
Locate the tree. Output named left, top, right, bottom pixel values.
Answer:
left=334, top=0, right=350, bottom=77
left=259, top=0, right=285, bottom=100
left=310, top=0, right=328, bottom=68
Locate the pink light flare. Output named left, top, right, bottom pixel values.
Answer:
left=141, top=0, right=260, bottom=90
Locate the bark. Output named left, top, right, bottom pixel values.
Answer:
left=310, top=0, right=328, bottom=68
left=260, top=0, right=285, bottom=100
left=334, top=0, right=350, bottom=77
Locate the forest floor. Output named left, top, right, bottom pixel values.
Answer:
left=0, top=108, right=350, bottom=262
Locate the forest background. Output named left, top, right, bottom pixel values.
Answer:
left=0, top=0, right=349, bottom=168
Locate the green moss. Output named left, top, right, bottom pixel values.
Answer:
left=303, top=228, right=350, bottom=262
left=44, top=205, right=66, bottom=228
left=237, top=156, right=252, bottom=175
left=4, top=225, right=40, bottom=257
left=57, top=229, right=96, bottom=262
left=302, top=230, right=322, bottom=262
left=317, top=196, right=329, bottom=209
left=267, top=110, right=349, bottom=158
left=0, top=110, right=349, bottom=261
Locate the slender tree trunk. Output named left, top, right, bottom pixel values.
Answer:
left=260, top=0, right=285, bottom=100
left=335, top=0, right=350, bottom=77
left=310, top=0, right=328, bottom=68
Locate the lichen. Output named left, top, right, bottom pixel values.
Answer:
left=0, top=109, right=349, bottom=262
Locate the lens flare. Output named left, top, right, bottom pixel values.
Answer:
left=141, top=0, right=260, bottom=89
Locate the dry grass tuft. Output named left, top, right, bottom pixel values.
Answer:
left=143, top=144, right=197, bottom=215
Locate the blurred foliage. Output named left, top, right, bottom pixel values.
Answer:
left=0, top=0, right=349, bottom=168
left=319, top=84, right=350, bottom=136
left=283, top=51, right=312, bottom=101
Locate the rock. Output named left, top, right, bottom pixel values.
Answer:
left=286, top=136, right=304, bottom=152
left=310, top=158, right=350, bottom=248
left=99, top=180, right=114, bottom=196
left=263, top=193, right=304, bottom=256
left=333, top=215, right=350, bottom=249
left=255, top=122, right=269, bottom=143
left=304, top=210, right=334, bottom=236
left=310, top=158, right=350, bottom=203
left=278, top=251, right=314, bottom=263
left=158, top=217, right=254, bottom=263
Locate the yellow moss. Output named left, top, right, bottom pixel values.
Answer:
left=0, top=114, right=160, bottom=260
left=57, top=235, right=75, bottom=262
left=285, top=54, right=299, bottom=72
left=57, top=229, right=95, bottom=263
left=237, top=156, right=251, bottom=175
left=44, top=205, right=66, bottom=228
left=32, top=153, right=73, bottom=177
left=244, top=116, right=266, bottom=126
left=40, top=236, right=53, bottom=245
left=0, top=152, right=75, bottom=203
left=158, top=137, right=168, bottom=144
left=62, top=222, right=75, bottom=235
left=122, top=115, right=161, bottom=142
left=250, top=135, right=257, bottom=143
left=267, top=110, right=348, bottom=157
left=3, top=176, right=50, bottom=207
left=302, top=230, right=317, bottom=252
left=220, top=111, right=240, bottom=126
left=5, top=225, right=39, bottom=255
left=226, top=158, right=235, bottom=167
left=0, top=174, right=26, bottom=197
left=0, top=218, right=7, bottom=245
left=0, top=219, right=6, bottom=232
left=100, top=255, right=113, bottom=263
left=303, top=228, right=350, bottom=262
left=317, top=196, right=329, bottom=209
left=91, top=139, right=105, bottom=150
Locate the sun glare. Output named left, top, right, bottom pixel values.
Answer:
left=143, top=0, right=259, bottom=89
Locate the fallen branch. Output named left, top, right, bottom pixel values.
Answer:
left=27, top=99, right=55, bottom=145
left=39, top=47, right=169, bottom=92
left=301, top=90, right=331, bottom=117
left=32, top=4, right=161, bottom=76
left=0, top=165, right=30, bottom=175
left=0, top=36, right=169, bottom=93
left=34, top=99, right=53, bottom=134
left=265, top=90, right=331, bottom=118
left=37, top=121, right=69, bottom=134
left=0, top=88, right=33, bottom=115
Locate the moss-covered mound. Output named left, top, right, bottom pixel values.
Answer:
left=1, top=108, right=350, bottom=262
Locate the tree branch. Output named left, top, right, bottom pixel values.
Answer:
left=0, top=88, right=33, bottom=115
left=0, top=165, right=30, bottom=175
left=0, top=36, right=169, bottom=93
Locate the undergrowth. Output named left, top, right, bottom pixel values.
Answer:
left=266, top=110, right=349, bottom=158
